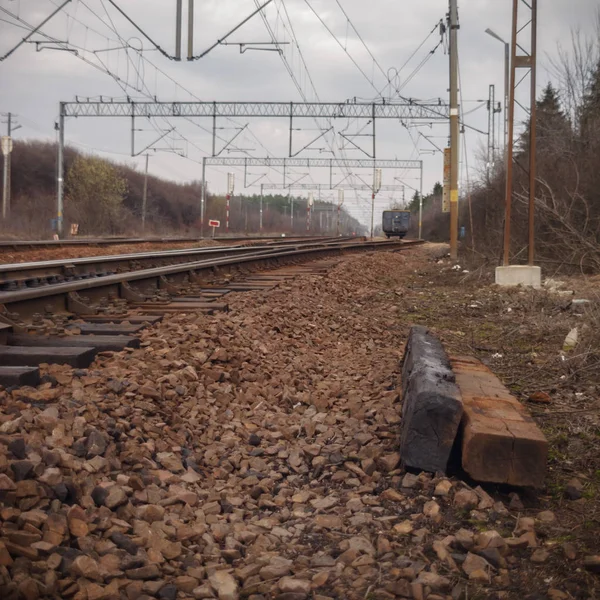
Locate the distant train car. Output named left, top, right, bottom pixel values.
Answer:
left=382, top=210, right=411, bottom=239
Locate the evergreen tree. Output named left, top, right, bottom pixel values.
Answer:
left=408, top=192, right=420, bottom=212
left=537, top=82, right=570, bottom=141
left=516, top=82, right=571, bottom=156
left=580, top=58, right=600, bottom=140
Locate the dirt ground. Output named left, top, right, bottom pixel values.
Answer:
left=0, top=243, right=598, bottom=600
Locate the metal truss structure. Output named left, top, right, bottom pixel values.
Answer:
left=203, top=157, right=422, bottom=169
left=55, top=99, right=443, bottom=237
left=200, top=157, right=424, bottom=239
left=199, top=156, right=422, bottom=232
left=261, top=184, right=408, bottom=192
left=61, top=100, right=449, bottom=120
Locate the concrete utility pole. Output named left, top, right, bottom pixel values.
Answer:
left=449, top=0, right=460, bottom=259
left=200, top=156, right=206, bottom=237
left=226, top=172, right=234, bottom=233
left=2, top=113, right=13, bottom=220
left=259, top=184, right=264, bottom=231
left=142, top=154, right=149, bottom=231
left=419, top=161, right=423, bottom=240
left=57, top=105, right=65, bottom=237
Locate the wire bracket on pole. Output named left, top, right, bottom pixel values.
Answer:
left=0, top=0, right=72, bottom=62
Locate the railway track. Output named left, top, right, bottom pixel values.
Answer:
left=0, top=234, right=340, bottom=251
left=0, top=237, right=423, bottom=387
left=0, top=236, right=355, bottom=289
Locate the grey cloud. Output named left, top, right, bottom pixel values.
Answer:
left=0, top=0, right=597, bottom=225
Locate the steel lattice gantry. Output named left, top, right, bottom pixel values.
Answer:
left=261, top=184, right=407, bottom=192
left=199, top=157, right=423, bottom=231
left=203, top=157, right=422, bottom=169
left=61, top=100, right=449, bottom=120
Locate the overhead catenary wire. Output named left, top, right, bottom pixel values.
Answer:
left=56, top=0, right=281, bottom=167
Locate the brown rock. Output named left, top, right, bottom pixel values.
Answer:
left=415, top=571, right=451, bottom=591
left=453, top=489, right=479, bottom=510
left=278, top=577, right=311, bottom=595
left=259, top=556, right=293, bottom=579
left=0, top=473, right=17, bottom=490
left=87, top=583, right=111, bottom=600
left=71, top=555, right=103, bottom=581
left=455, top=528, right=474, bottom=550
left=393, top=520, right=413, bottom=535
left=67, top=505, right=89, bottom=537
left=380, top=488, right=404, bottom=502
left=386, top=579, right=412, bottom=598
left=463, top=552, right=491, bottom=576
left=312, top=571, right=329, bottom=588
left=377, top=452, right=400, bottom=472
left=536, top=510, right=556, bottom=523
left=423, top=500, right=440, bottom=519
left=469, top=569, right=490, bottom=583
left=104, top=486, right=128, bottom=509
left=139, top=385, right=161, bottom=399
left=4, top=541, right=38, bottom=560
left=563, top=542, right=577, bottom=560
left=126, top=564, right=161, bottom=580
left=175, top=576, right=200, bottom=593
left=433, top=479, right=452, bottom=496
left=314, top=515, right=343, bottom=529
left=531, top=549, right=550, bottom=563
left=137, top=504, right=165, bottom=522
left=528, top=391, right=552, bottom=404
left=208, top=570, right=238, bottom=600
left=566, top=478, right=584, bottom=500
left=0, top=541, right=14, bottom=566
left=156, top=452, right=185, bottom=473
left=18, top=578, right=40, bottom=600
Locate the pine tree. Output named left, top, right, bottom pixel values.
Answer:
left=580, top=58, right=600, bottom=141
left=516, top=82, right=571, bottom=156
left=537, top=82, right=570, bottom=140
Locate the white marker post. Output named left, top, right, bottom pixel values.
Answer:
left=208, top=219, right=220, bottom=238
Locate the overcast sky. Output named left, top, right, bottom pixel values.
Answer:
left=0, top=0, right=598, bottom=226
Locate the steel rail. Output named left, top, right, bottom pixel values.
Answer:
left=0, top=234, right=336, bottom=250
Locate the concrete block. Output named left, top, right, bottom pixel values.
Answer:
left=451, top=356, right=548, bottom=487
left=399, top=325, right=464, bottom=473
left=495, top=265, right=542, bottom=289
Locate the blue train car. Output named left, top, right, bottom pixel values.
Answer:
left=382, top=210, right=411, bottom=239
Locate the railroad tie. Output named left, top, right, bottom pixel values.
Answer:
left=399, top=325, right=548, bottom=488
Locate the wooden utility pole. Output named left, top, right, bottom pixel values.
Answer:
left=449, top=0, right=459, bottom=259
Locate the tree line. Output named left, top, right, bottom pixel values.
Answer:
left=1, top=141, right=364, bottom=238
